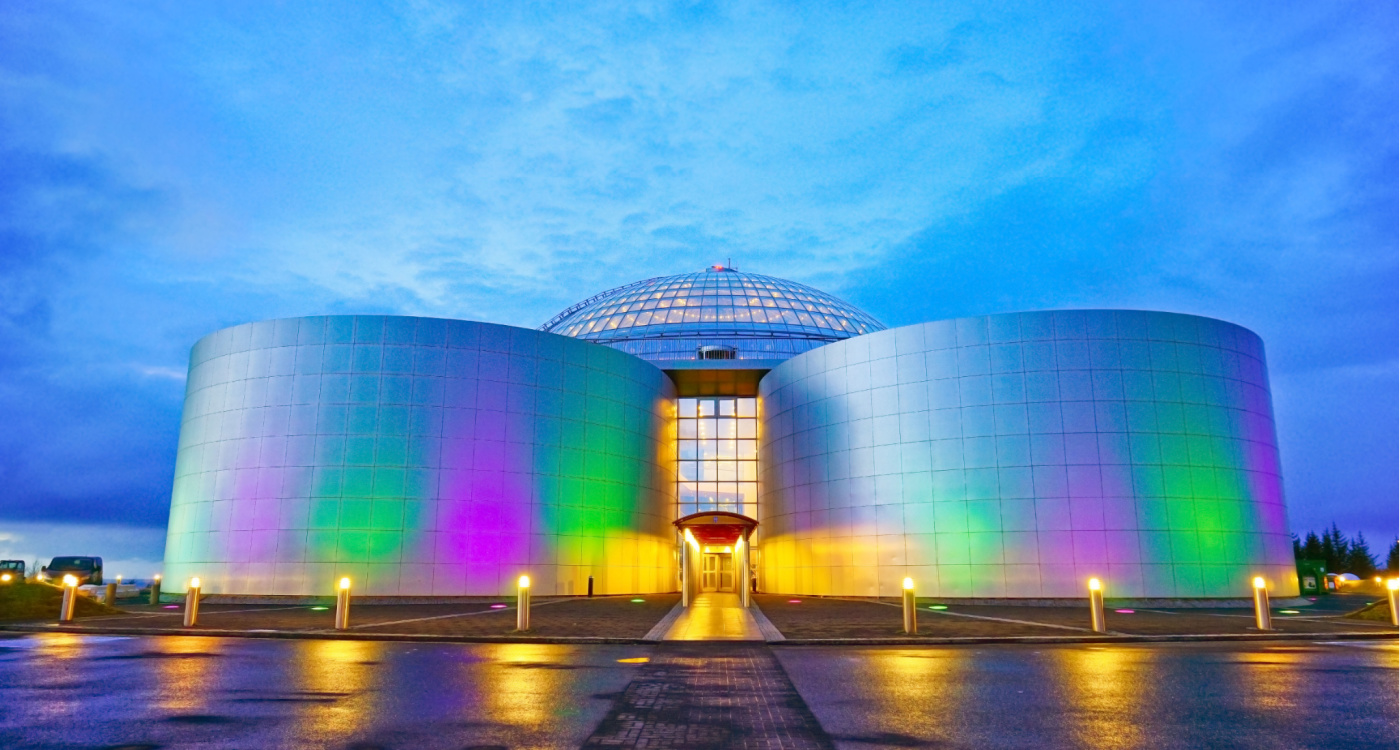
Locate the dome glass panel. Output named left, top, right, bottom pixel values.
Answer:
left=540, top=266, right=885, bottom=364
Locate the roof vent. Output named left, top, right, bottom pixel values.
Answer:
left=697, top=345, right=737, bottom=360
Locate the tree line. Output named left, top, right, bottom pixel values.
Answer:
left=1291, top=523, right=1399, bottom=577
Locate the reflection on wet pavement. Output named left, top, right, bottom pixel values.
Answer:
left=777, top=641, right=1398, bottom=750
left=0, top=633, right=651, bottom=749
left=662, top=593, right=764, bottom=641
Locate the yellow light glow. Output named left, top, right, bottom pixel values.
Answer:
left=1252, top=576, right=1266, bottom=590
left=339, top=577, right=351, bottom=591
left=518, top=575, right=530, bottom=589
left=154, top=574, right=161, bottom=581
left=63, top=574, right=78, bottom=587
left=117, top=576, right=123, bottom=583
left=190, top=577, right=201, bottom=589
left=1, top=574, right=11, bottom=582
left=1388, top=579, right=1399, bottom=591
left=1088, top=578, right=1102, bottom=591
left=723, top=546, right=732, bottom=554
left=1376, top=577, right=1383, bottom=584
left=902, top=577, right=914, bottom=590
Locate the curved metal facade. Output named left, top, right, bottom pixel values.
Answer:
left=757, top=310, right=1296, bottom=598
left=162, top=315, right=676, bottom=596
left=540, top=267, right=885, bottom=363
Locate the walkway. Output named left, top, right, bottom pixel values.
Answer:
left=661, top=593, right=765, bottom=641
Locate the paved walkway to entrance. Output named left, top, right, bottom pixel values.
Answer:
left=662, top=593, right=764, bottom=641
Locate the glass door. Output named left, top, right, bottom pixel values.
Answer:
left=701, top=554, right=719, bottom=591
left=718, top=554, right=735, bottom=592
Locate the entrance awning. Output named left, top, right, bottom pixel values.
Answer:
left=674, top=511, right=757, bottom=546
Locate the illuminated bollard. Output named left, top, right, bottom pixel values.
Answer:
left=1088, top=578, right=1107, bottom=633
left=59, top=575, right=79, bottom=623
left=588, top=575, right=594, bottom=598
left=150, top=574, right=162, bottom=605
left=105, top=582, right=117, bottom=605
left=1251, top=577, right=1272, bottom=631
left=517, top=575, right=531, bottom=631
left=902, top=577, right=917, bottom=634
left=1387, top=579, right=1399, bottom=627
left=183, top=577, right=201, bottom=627
left=334, top=577, right=352, bottom=630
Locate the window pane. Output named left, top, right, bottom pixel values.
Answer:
left=679, top=461, right=699, bottom=481
left=719, top=399, right=736, bottom=416
left=679, top=481, right=698, bottom=503
left=698, top=400, right=716, bottom=417
left=718, top=439, right=737, bottom=460
left=679, top=398, right=698, bottom=418
left=716, top=418, right=737, bottom=438
left=697, top=418, right=717, bottom=438
left=679, top=440, right=698, bottom=460
left=738, top=482, right=758, bottom=506
left=678, top=420, right=697, bottom=439
left=736, top=440, right=756, bottom=460
left=716, top=461, right=738, bottom=481
left=738, top=421, right=757, bottom=439
left=739, top=462, right=758, bottom=481
left=699, top=439, right=719, bottom=460
left=698, top=483, right=719, bottom=505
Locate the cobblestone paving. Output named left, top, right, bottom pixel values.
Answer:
left=754, top=593, right=1395, bottom=640
left=37, top=595, right=681, bottom=638
left=584, top=642, right=834, bottom=749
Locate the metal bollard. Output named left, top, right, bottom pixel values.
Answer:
left=183, top=577, right=201, bottom=627
left=517, top=575, right=531, bottom=631
left=1088, top=578, right=1107, bottom=633
left=902, top=577, right=917, bottom=634
left=150, top=574, right=162, bottom=605
left=105, top=582, right=117, bottom=606
left=587, top=575, right=594, bottom=598
left=1251, top=577, right=1272, bottom=630
left=59, top=575, right=79, bottom=623
left=1387, top=579, right=1398, bottom=627
left=334, top=577, right=352, bottom=630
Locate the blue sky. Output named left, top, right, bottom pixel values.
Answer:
left=1, top=1, right=1395, bottom=571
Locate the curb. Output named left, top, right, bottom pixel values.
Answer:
left=2, top=623, right=1393, bottom=647
left=767, top=631, right=1399, bottom=646
left=0, top=623, right=648, bottom=645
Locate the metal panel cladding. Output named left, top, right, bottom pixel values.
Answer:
left=757, top=310, right=1296, bottom=599
left=161, top=316, right=676, bottom=596
left=540, top=266, right=885, bottom=363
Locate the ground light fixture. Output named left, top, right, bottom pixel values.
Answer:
left=902, top=577, right=917, bottom=634
left=150, top=574, right=162, bottom=605
left=1251, top=576, right=1272, bottom=631
left=631, top=598, right=645, bottom=603
left=1087, top=578, right=1106, bottom=633
left=517, top=575, right=531, bottom=631
left=1387, top=579, right=1400, bottom=627
left=59, top=574, right=79, bottom=623
left=184, top=577, right=201, bottom=627
left=928, top=604, right=948, bottom=610
left=334, top=577, right=352, bottom=630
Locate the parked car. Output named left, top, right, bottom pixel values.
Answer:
left=0, top=560, right=23, bottom=584
left=42, top=556, right=103, bottom=585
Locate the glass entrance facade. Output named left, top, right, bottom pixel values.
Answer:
left=676, top=397, right=759, bottom=520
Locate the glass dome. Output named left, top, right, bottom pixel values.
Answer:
left=540, top=266, right=885, bottom=364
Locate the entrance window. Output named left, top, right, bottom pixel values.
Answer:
left=677, top=397, right=758, bottom=519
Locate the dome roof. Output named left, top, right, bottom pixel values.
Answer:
left=540, top=266, right=885, bottom=364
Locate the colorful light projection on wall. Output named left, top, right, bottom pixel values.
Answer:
left=162, top=316, right=677, bottom=597
left=757, top=310, right=1297, bottom=599
left=676, top=397, right=759, bottom=519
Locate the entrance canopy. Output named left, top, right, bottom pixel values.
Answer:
left=674, top=510, right=757, bottom=546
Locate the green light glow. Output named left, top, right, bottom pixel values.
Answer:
left=929, top=605, right=948, bottom=610
left=310, top=606, right=329, bottom=611
left=631, top=598, right=645, bottom=603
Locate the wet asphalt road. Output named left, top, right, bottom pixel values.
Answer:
left=778, top=640, right=1399, bottom=749
left=0, top=633, right=1394, bottom=749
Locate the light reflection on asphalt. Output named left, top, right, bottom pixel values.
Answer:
left=0, top=634, right=652, bottom=749
left=776, top=640, right=1398, bottom=750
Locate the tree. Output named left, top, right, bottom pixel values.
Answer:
left=1344, top=533, right=1376, bottom=577
left=1387, top=540, right=1399, bottom=574
left=1291, top=533, right=1301, bottom=558
left=1302, top=531, right=1323, bottom=560
left=1322, top=523, right=1350, bottom=571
